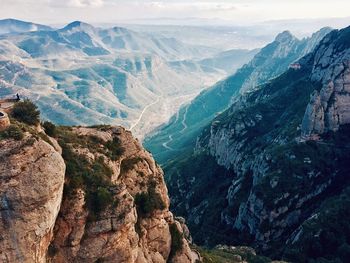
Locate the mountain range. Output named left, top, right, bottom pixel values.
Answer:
left=0, top=18, right=52, bottom=35
left=144, top=27, right=332, bottom=164
left=0, top=19, right=256, bottom=138
left=157, top=25, right=350, bottom=262
left=1, top=17, right=350, bottom=263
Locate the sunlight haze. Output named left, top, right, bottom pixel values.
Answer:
left=1, top=0, right=350, bottom=25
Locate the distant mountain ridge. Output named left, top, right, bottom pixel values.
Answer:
left=0, top=18, right=52, bottom=35
left=0, top=19, right=254, bottom=137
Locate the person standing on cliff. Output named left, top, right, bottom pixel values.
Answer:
left=16, top=93, right=20, bottom=102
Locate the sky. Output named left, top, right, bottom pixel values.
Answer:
left=1, top=0, right=350, bottom=26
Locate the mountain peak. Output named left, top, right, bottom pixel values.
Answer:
left=62, top=21, right=95, bottom=31
left=275, top=30, right=295, bottom=43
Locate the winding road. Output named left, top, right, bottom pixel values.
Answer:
left=129, top=95, right=162, bottom=131
left=162, top=135, right=174, bottom=150
left=180, top=105, right=189, bottom=133
left=161, top=104, right=191, bottom=150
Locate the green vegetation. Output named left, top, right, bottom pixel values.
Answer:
left=134, top=181, right=166, bottom=216
left=0, top=125, right=24, bottom=140
left=105, top=137, right=125, bottom=160
left=197, top=246, right=272, bottom=263
left=283, top=187, right=350, bottom=263
left=42, top=121, right=57, bottom=137
left=57, top=127, right=117, bottom=219
left=11, top=99, right=40, bottom=125
left=169, top=223, right=184, bottom=260
left=57, top=126, right=124, bottom=161
left=164, top=153, right=237, bottom=246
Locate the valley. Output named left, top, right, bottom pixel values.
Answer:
left=0, top=19, right=259, bottom=139
left=150, top=25, right=350, bottom=262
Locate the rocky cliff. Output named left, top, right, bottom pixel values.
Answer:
left=0, top=128, right=65, bottom=262
left=50, top=126, right=196, bottom=263
left=301, top=28, right=350, bottom=136
left=0, top=115, right=196, bottom=262
left=164, top=26, right=350, bottom=262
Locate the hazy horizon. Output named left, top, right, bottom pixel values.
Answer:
left=1, top=0, right=350, bottom=27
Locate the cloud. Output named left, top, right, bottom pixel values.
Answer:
left=49, top=0, right=105, bottom=8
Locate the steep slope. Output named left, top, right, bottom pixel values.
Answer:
left=165, top=26, right=350, bottom=262
left=189, top=48, right=259, bottom=75
left=0, top=19, right=52, bottom=35
left=144, top=27, right=332, bottom=164
left=0, top=107, right=197, bottom=262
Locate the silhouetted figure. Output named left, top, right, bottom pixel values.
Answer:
left=16, top=93, right=20, bottom=102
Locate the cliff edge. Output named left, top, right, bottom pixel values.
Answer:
left=0, top=106, right=197, bottom=263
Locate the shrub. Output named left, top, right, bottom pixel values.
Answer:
left=91, top=187, right=113, bottom=213
left=11, top=100, right=40, bottom=125
left=43, top=121, right=57, bottom=137
left=169, top=223, right=184, bottom=259
left=105, top=137, right=125, bottom=160
left=59, top=138, right=114, bottom=220
left=0, top=125, right=24, bottom=140
left=134, top=182, right=166, bottom=216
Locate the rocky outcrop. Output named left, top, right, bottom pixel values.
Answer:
left=302, top=27, right=350, bottom=137
left=49, top=126, right=196, bottom=263
left=0, top=133, right=66, bottom=263
left=0, top=122, right=196, bottom=262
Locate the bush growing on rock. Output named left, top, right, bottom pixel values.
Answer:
left=0, top=125, right=24, bottom=140
left=134, top=182, right=166, bottom=216
left=169, top=223, right=184, bottom=259
left=43, top=121, right=57, bottom=137
left=11, top=99, right=40, bottom=126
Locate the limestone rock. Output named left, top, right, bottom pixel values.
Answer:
left=0, top=134, right=66, bottom=263
left=49, top=126, right=195, bottom=263
left=302, top=28, right=350, bottom=137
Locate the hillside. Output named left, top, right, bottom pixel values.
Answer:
left=144, top=27, right=332, bottom=164
left=163, top=26, right=350, bottom=262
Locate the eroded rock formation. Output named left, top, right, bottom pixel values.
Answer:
left=0, top=124, right=196, bottom=263
left=0, top=133, right=65, bottom=263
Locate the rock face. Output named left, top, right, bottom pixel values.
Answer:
left=0, top=133, right=66, bottom=263
left=0, top=123, right=196, bottom=262
left=301, top=28, right=350, bottom=136
left=164, top=26, right=350, bottom=261
left=49, top=126, right=196, bottom=263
